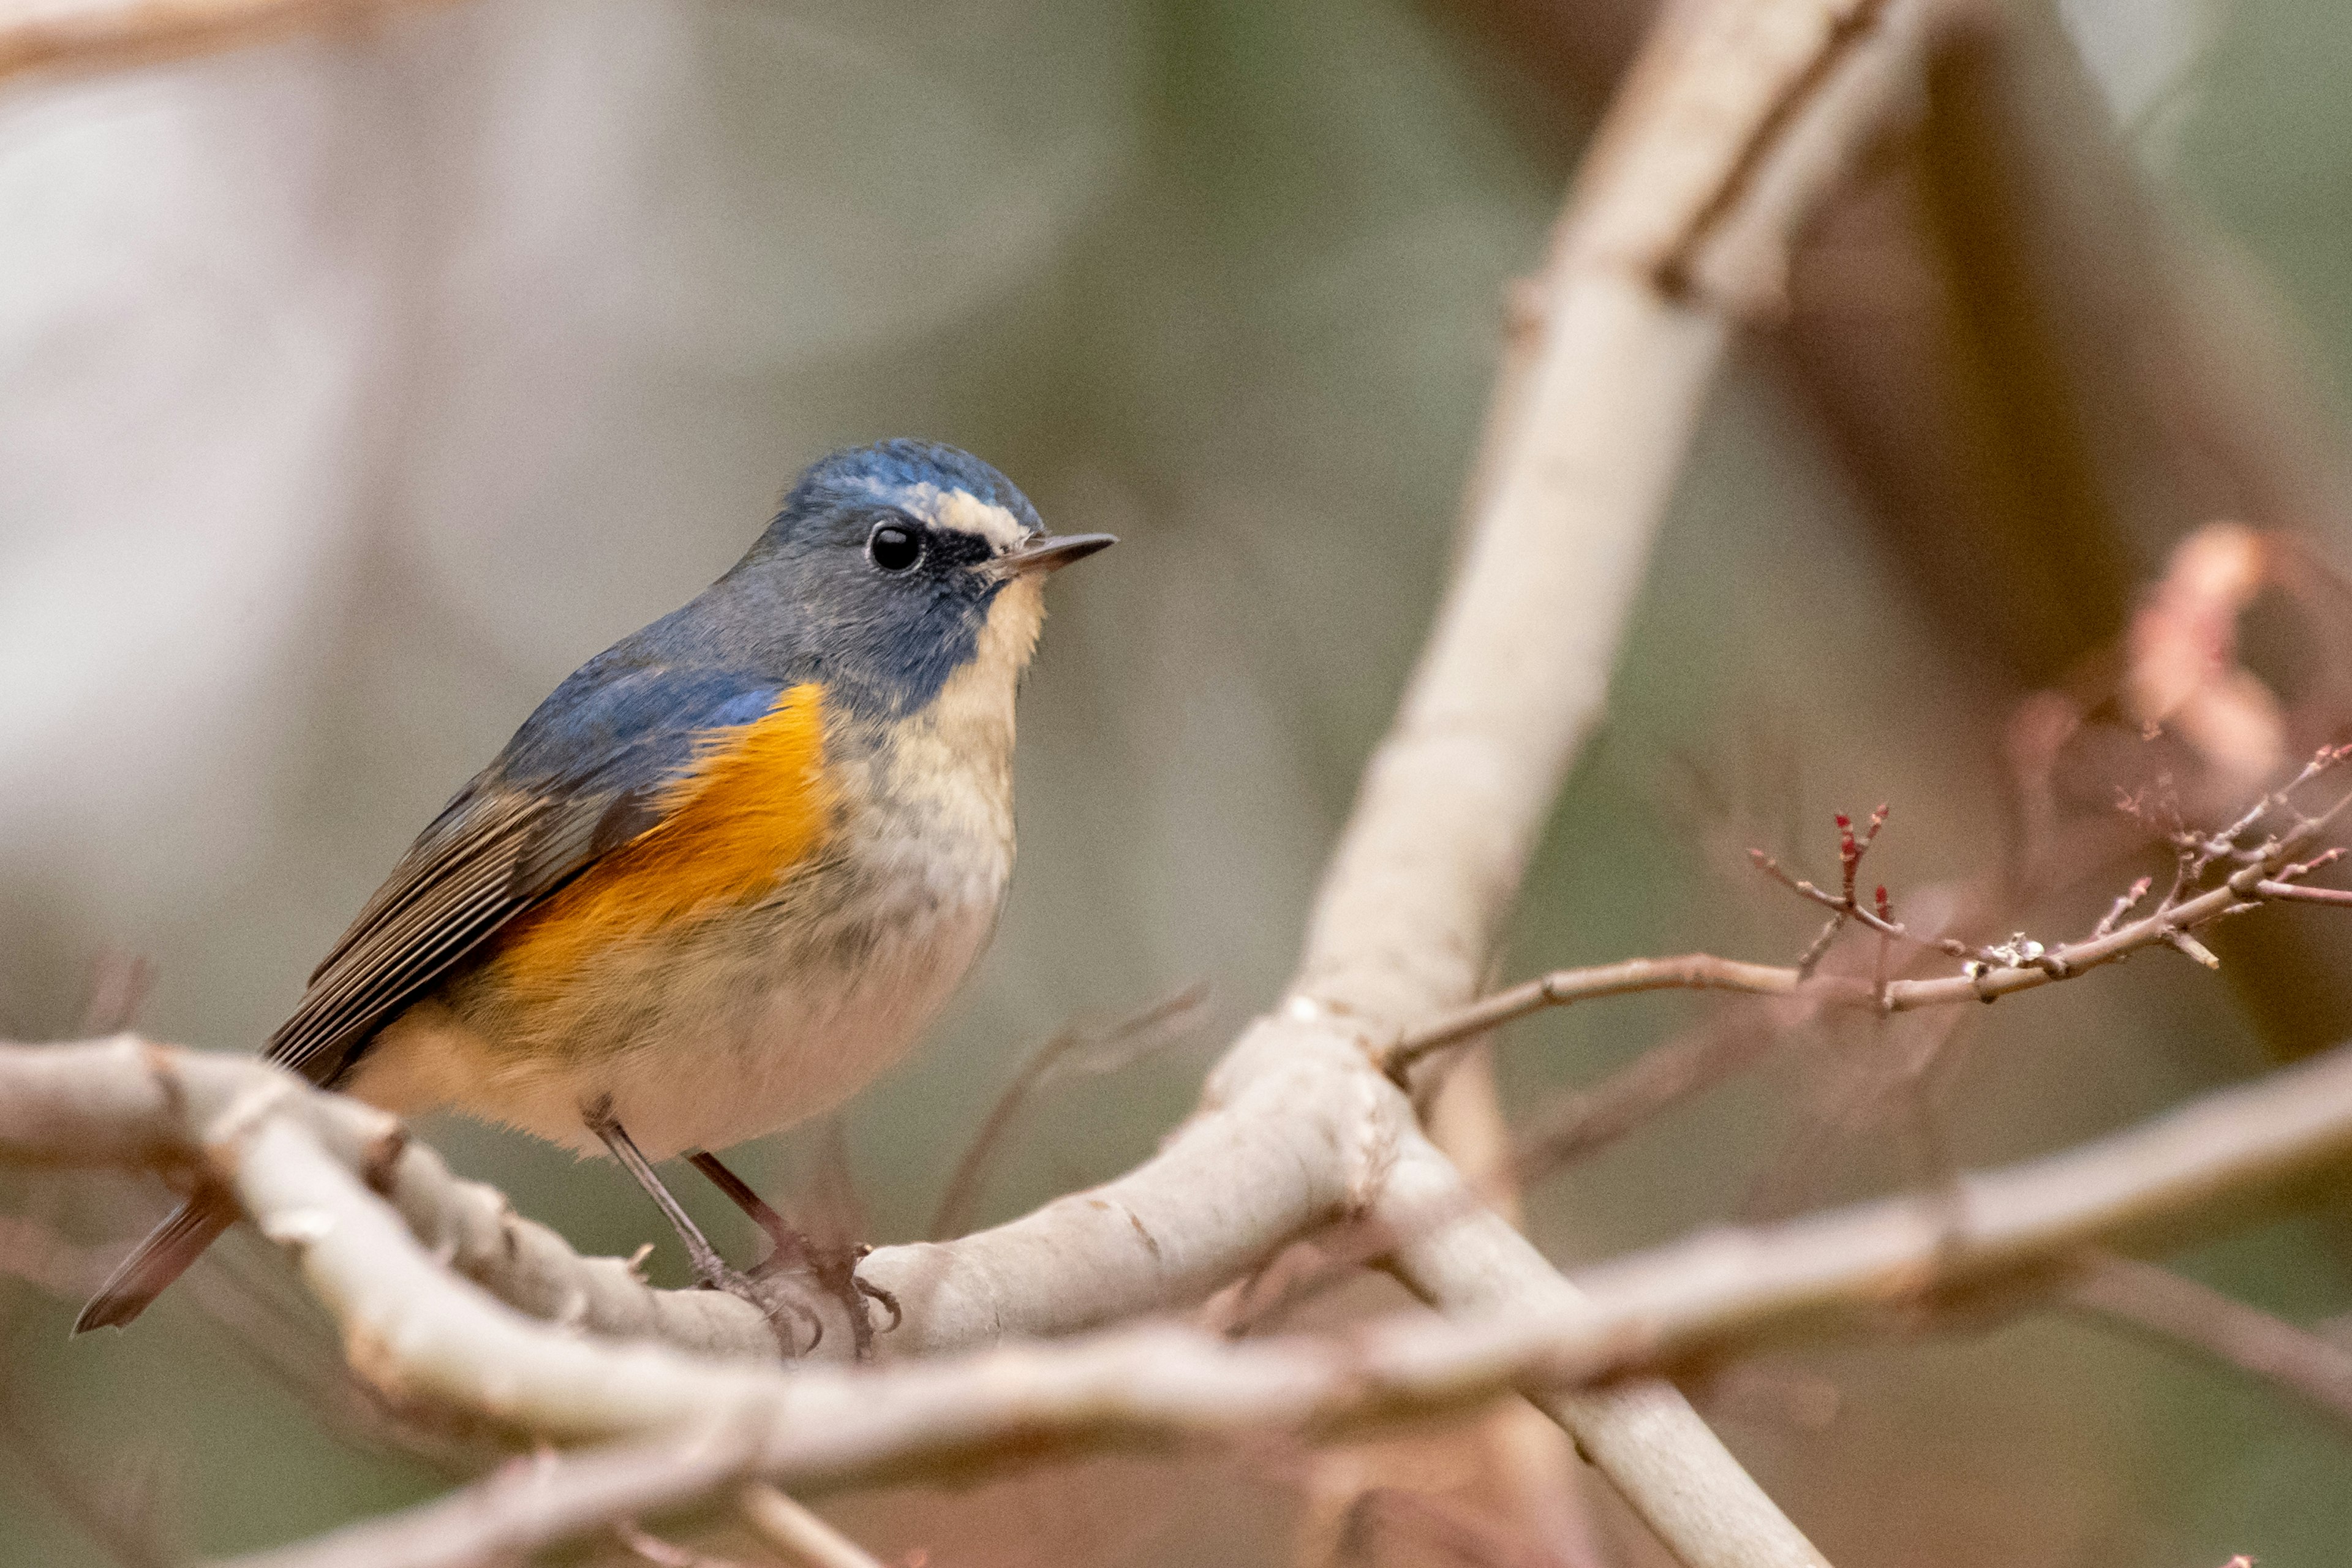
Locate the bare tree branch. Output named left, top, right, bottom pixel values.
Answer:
left=1389, top=756, right=2352, bottom=1072
left=162, top=1034, right=2352, bottom=1568
left=2060, top=1251, right=2352, bottom=1438
left=0, top=0, right=464, bottom=85
left=735, top=1485, right=886, bottom=1568
left=612, top=1519, right=761, bottom=1568
left=925, top=982, right=1208, bottom=1243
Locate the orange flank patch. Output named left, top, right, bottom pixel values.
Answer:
left=491, top=684, right=834, bottom=987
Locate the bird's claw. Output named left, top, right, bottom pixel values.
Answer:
left=697, top=1264, right=827, bottom=1355
left=748, top=1235, right=888, bottom=1359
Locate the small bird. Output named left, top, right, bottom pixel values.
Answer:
left=78, top=440, right=1112, bottom=1336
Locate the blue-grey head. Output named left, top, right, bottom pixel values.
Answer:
left=725, top=440, right=1112, bottom=718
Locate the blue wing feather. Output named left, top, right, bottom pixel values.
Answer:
left=271, top=662, right=788, bottom=1084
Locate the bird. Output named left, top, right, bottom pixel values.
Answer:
left=77, top=439, right=1112, bottom=1340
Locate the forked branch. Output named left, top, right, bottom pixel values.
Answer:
left=150, top=1031, right=2352, bottom=1568
left=1389, top=752, right=2352, bottom=1072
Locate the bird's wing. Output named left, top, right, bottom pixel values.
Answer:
left=266, top=665, right=790, bottom=1085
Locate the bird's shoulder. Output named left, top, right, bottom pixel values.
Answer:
left=268, top=653, right=826, bottom=1084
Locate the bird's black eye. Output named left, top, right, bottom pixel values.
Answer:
left=867, top=522, right=924, bottom=573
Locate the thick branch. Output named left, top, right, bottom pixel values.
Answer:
left=1281, top=2, right=1924, bottom=1562
left=176, top=1036, right=2352, bottom=1568
left=0, top=1035, right=777, bottom=1360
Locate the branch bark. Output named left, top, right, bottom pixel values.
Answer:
left=123, top=1031, right=2352, bottom=1568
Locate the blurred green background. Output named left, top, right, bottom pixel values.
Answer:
left=5, top=0, right=2352, bottom=1562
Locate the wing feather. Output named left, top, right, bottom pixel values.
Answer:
left=266, top=666, right=787, bottom=1086
left=267, top=791, right=557, bottom=1082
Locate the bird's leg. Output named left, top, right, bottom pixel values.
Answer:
left=687, top=1149, right=899, bottom=1360
left=581, top=1099, right=821, bottom=1354
left=581, top=1098, right=739, bottom=1292
left=684, top=1150, right=812, bottom=1271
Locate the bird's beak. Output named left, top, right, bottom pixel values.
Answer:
left=999, top=532, right=1117, bottom=577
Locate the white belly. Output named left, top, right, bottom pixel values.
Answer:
left=582, top=894, right=1000, bottom=1157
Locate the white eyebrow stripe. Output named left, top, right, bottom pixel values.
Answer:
left=902, top=483, right=1031, bottom=552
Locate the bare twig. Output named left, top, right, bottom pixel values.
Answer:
left=927, top=982, right=1208, bottom=1242
left=1390, top=957, right=1804, bottom=1069
left=2092, top=876, right=2155, bottom=939
left=2060, top=1253, right=2352, bottom=1438
left=0, top=1394, right=176, bottom=1568
left=0, top=1202, right=491, bottom=1473
left=0, top=0, right=467, bottom=85
left=614, top=1519, right=761, bottom=1568
left=1327, top=1487, right=1570, bottom=1568
left=78, top=950, right=154, bottom=1037
left=2256, top=881, right=2352, bottom=907
left=1507, top=1007, right=1789, bottom=1180
left=736, top=1485, right=886, bottom=1568
left=1389, top=756, right=2352, bottom=1074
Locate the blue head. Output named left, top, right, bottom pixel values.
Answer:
left=716, top=440, right=1112, bottom=718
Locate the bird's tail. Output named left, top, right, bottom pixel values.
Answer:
left=73, top=1192, right=236, bottom=1333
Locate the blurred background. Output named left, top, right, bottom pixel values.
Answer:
left=7, top=0, right=2352, bottom=1562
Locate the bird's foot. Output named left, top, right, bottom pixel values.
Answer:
left=698, top=1263, right=827, bottom=1356
left=749, top=1240, right=900, bottom=1360
left=688, top=1151, right=897, bottom=1359
left=584, top=1101, right=822, bottom=1355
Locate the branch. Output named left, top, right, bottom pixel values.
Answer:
left=1387, top=760, right=2352, bottom=1072
left=1265, top=2, right=1929, bottom=1562
left=735, top=1485, right=885, bottom=1568
left=0, top=0, right=464, bottom=85
left=1390, top=956, right=1805, bottom=1069
left=0, top=1035, right=780, bottom=1360
left=925, top=982, right=1208, bottom=1243
left=612, top=1520, right=761, bottom=1568
left=184, top=1036, right=2352, bottom=1568
left=2060, top=1253, right=2352, bottom=1438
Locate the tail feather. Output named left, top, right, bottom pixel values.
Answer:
left=74, top=1193, right=236, bottom=1333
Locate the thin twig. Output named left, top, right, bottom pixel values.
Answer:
left=927, top=982, right=1208, bottom=1242
left=1389, top=758, right=2352, bottom=1073
left=1388, top=957, right=1801, bottom=1069
left=736, top=1485, right=886, bottom=1568
left=2060, top=1253, right=2352, bottom=1438
left=0, top=1393, right=176, bottom=1568
left=1506, top=1007, right=1789, bottom=1180
left=614, top=1520, right=761, bottom=1568
left=77, top=950, right=154, bottom=1036
left=0, top=0, right=467, bottom=84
